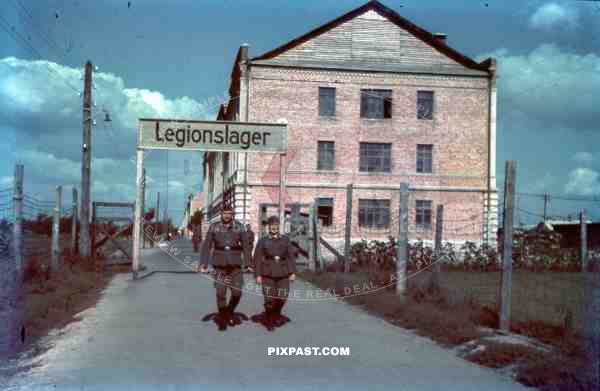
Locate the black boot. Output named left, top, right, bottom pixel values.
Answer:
left=215, top=307, right=228, bottom=331
left=227, top=295, right=243, bottom=326
left=263, top=304, right=275, bottom=331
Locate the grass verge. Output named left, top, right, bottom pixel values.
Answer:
left=300, top=270, right=595, bottom=391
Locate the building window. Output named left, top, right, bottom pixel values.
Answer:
left=359, top=199, right=390, bottom=228
left=416, top=200, right=432, bottom=230
left=416, top=144, right=433, bottom=173
left=316, top=198, right=334, bottom=226
left=360, top=89, right=392, bottom=119
left=317, top=141, right=335, bottom=170
left=359, top=142, right=391, bottom=172
left=319, top=87, right=336, bottom=117
left=417, top=91, right=434, bottom=120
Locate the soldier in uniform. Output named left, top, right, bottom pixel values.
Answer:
left=199, top=205, right=251, bottom=331
left=251, top=215, right=297, bottom=331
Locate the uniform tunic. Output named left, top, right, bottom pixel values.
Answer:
left=253, top=234, right=297, bottom=305
left=200, top=220, right=251, bottom=306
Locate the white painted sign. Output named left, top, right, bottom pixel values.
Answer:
left=138, top=118, right=287, bottom=152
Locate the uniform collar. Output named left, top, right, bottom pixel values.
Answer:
left=269, top=232, right=280, bottom=239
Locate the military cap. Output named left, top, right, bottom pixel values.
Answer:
left=267, top=215, right=280, bottom=225
left=222, top=205, right=233, bottom=212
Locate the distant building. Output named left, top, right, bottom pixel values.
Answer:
left=203, top=1, right=498, bottom=247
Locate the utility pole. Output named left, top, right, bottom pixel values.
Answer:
left=79, top=60, right=92, bottom=258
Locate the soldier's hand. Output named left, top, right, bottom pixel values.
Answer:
left=289, top=273, right=296, bottom=282
left=199, top=264, right=209, bottom=274
left=246, top=266, right=254, bottom=273
left=256, top=276, right=262, bottom=285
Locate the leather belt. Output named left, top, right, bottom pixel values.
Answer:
left=215, top=245, right=242, bottom=251
left=265, top=255, right=287, bottom=262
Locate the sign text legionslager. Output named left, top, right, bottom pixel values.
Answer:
left=138, top=119, right=287, bottom=152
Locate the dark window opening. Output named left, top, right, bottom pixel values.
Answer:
left=361, top=89, right=392, bottom=119
left=317, top=197, right=334, bottom=226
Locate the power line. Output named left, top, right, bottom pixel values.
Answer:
left=0, top=15, right=80, bottom=93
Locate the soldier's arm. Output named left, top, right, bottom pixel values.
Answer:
left=241, top=226, right=251, bottom=269
left=253, top=238, right=264, bottom=277
left=287, top=237, right=297, bottom=274
left=199, top=225, right=214, bottom=266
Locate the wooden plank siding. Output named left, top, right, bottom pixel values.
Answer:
left=272, top=10, right=462, bottom=70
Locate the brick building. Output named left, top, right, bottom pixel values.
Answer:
left=202, top=1, right=498, bottom=249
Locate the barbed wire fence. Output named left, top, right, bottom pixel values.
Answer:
left=0, top=164, right=79, bottom=358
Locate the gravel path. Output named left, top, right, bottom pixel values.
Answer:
left=3, top=240, right=527, bottom=391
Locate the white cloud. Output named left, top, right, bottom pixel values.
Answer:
left=565, top=168, right=600, bottom=196
left=572, top=152, right=594, bottom=166
left=478, top=44, right=600, bottom=131
left=530, top=2, right=580, bottom=30
left=0, top=57, right=206, bottom=213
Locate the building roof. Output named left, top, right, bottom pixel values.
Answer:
left=252, top=0, right=493, bottom=74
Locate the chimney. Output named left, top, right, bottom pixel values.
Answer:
left=433, top=33, right=447, bottom=43
left=240, top=43, right=249, bottom=63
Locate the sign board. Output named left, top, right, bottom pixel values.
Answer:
left=138, top=118, right=287, bottom=152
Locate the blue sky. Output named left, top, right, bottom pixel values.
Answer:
left=0, top=0, right=599, bottom=225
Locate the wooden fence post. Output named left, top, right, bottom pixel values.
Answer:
left=430, top=204, right=444, bottom=292
left=51, top=185, right=62, bottom=273
left=396, top=183, right=409, bottom=297
left=71, top=187, right=78, bottom=255
left=14, top=164, right=23, bottom=273
left=141, top=168, right=146, bottom=249
left=499, top=161, right=516, bottom=332
left=0, top=164, right=24, bottom=357
left=308, top=201, right=316, bottom=272
left=581, top=209, right=588, bottom=272
left=344, top=184, right=353, bottom=273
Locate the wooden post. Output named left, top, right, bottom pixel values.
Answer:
left=315, top=218, right=323, bottom=272
left=71, top=187, right=78, bottom=255
left=51, top=185, right=62, bottom=273
left=396, top=183, right=409, bottom=297
left=581, top=209, right=588, bottom=272
left=499, top=161, right=516, bottom=332
left=430, top=204, right=443, bottom=292
left=0, top=164, right=24, bottom=357
left=543, top=193, right=548, bottom=223
left=583, top=205, right=599, bottom=387
left=344, top=184, right=353, bottom=273
left=141, top=169, right=146, bottom=249
left=13, top=164, right=23, bottom=273
left=79, top=60, right=92, bottom=258
left=154, top=191, right=159, bottom=247
left=91, top=202, right=96, bottom=260
left=308, top=202, right=317, bottom=272
left=132, top=149, right=144, bottom=279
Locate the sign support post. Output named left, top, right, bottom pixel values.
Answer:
left=132, top=149, right=144, bottom=279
